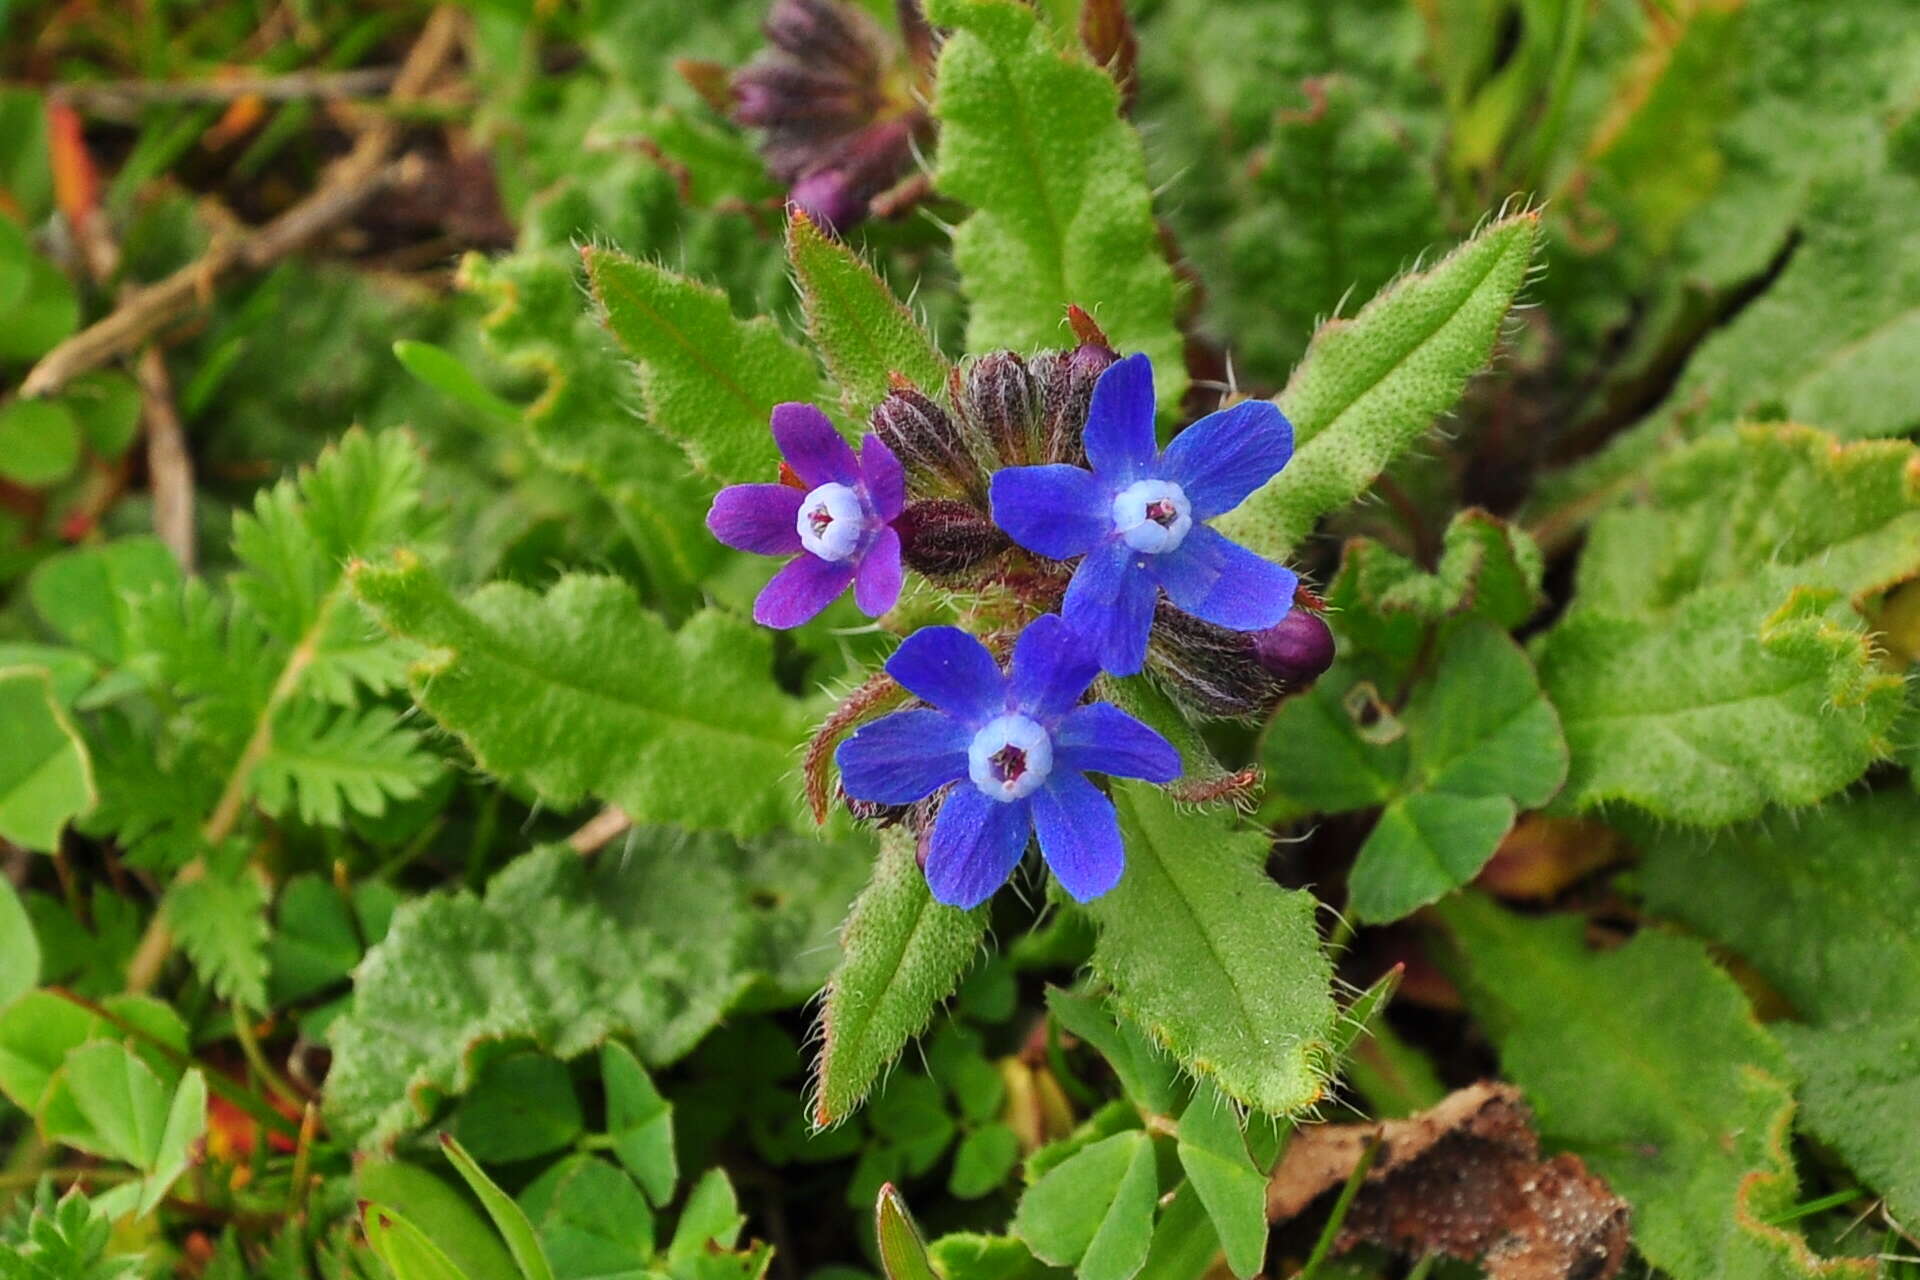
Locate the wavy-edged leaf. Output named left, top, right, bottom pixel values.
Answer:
left=327, top=830, right=869, bottom=1146
left=353, top=556, right=812, bottom=837
left=0, top=666, right=95, bottom=853
left=813, top=828, right=987, bottom=1126
left=788, top=210, right=950, bottom=414
left=1215, top=212, right=1539, bottom=560
left=928, top=0, right=1183, bottom=406
left=1639, top=790, right=1920, bottom=1221
left=1085, top=783, right=1335, bottom=1117
left=1440, top=894, right=1872, bottom=1280
left=1539, top=425, right=1920, bottom=823
left=584, top=247, right=822, bottom=485
left=1326, top=508, right=1544, bottom=668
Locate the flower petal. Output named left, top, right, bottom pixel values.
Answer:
left=1151, top=524, right=1298, bottom=632
left=860, top=433, right=906, bottom=522
left=836, top=708, right=971, bottom=804
left=885, top=625, right=1006, bottom=725
left=854, top=526, right=903, bottom=616
left=1031, top=772, right=1125, bottom=902
left=1064, top=545, right=1158, bottom=676
left=753, top=553, right=856, bottom=628
left=1009, top=614, right=1101, bottom=725
left=989, top=464, right=1109, bottom=559
left=1159, top=399, right=1294, bottom=520
left=1055, top=703, right=1181, bottom=782
left=1082, top=353, right=1158, bottom=484
left=772, top=402, right=860, bottom=487
left=925, top=788, right=1032, bottom=908
left=707, top=484, right=804, bottom=555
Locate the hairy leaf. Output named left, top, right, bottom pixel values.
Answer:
left=1539, top=425, right=1920, bottom=822
left=455, top=251, right=723, bottom=595
left=928, top=0, right=1184, bottom=405
left=1639, top=791, right=1920, bottom=1221
left=0, top=667, right=95, bottom=853
left=352, top=556, right=813, bottom=837
left=1441, top=894, right=1871, bottom=1280
left=1215, top=212, right=1539, bottom=560
left=327, top=830, right=869, bottom=1145
left=584, top=247, right=823, bottom=484
left=788, top=210, right=950, bottom=414
left=1086, top=783, right=1335, bottom=1117
left=1326, top=508, right=1543, bottom=667
left=813, top=828, right=987, bottom=1126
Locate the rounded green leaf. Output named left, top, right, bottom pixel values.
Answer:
left=0, top=399, right=81, bottom=487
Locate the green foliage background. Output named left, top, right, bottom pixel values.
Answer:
left=2, top=0, right=1919, bottom=1277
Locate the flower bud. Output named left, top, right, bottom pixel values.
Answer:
left=1029, top=338, right=1118, bottom=467
left=959, top=352, right=1046, bottom=467
left=1252, top=606, right=1335, bottom=685
left=1145, top=604, right=1288, bottom=719
left=872, top=378, right=990, bottom=504
left=895, top=498, right=1010, bottom=579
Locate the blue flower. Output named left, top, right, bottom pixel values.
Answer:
left=836, top=615, right=1180, bottom=907
left=989, top=354, right=1299, bottom=675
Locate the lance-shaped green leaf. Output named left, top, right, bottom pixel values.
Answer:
left=1263, top=622, right=1566, bottom=923
left=1174, top=1083, right=1266, bottom=1279
left=1215, top=212, right=1539, bottom=560
left=363, top=1203, right=476, bottom=1280
left=440, top=1135, right=555, bottom=1280
left=876, top=1184, right=940, bottom=1280
left=1325, top=508, right=1544, bottom=669
left=353, top=555, right=811, bottom=837
left=1015, top=1130, right=1158, bottom=1280
left=584, top=247, right=823, bottom=484
left=1085, top=783, right=1335, bottom=1117
left=327, top=830, right=871, bottom=1146
left=788, top=210, right=950, bottom=414
left=1440, top=894, right=1871, bottom=1280
left=928, top=0, right=1183, bottom=407
left=813, top=827, right=987, bottom=1126
left=1639, top=791, right=1920, bottom=1222
left=1539, top=425, right=1920, bottom=823
left=0, top=666, right=95, bottom=853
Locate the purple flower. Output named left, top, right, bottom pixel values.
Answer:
left=707, top=403, right=906, bottom=629
left=836, top=615, right=1181, bottom=908
left=990, top=354, right=1299, bottom=676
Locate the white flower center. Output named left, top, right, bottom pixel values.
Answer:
left=1110, top=479, right=1193, bottom=554
left=967, top=713, right=1053, bottom=803
left=796, top=482, right=867, bottom=561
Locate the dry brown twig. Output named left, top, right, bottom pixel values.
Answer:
left=20, top=6, right=464, bottom=402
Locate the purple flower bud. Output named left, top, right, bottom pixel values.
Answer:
left=872, top=379, right=990, bottom=504
left=959, top=352, right=1046, bottom=467
left=1252, top=606, right=1335, bottom=685
left=1145, top=604, right=1289, bottom=719
left=765, top=0, right=882, bottom=78
left=1029, top=338, right=1118, bottom=468
left=895, top=498, right=1010, bottom=578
